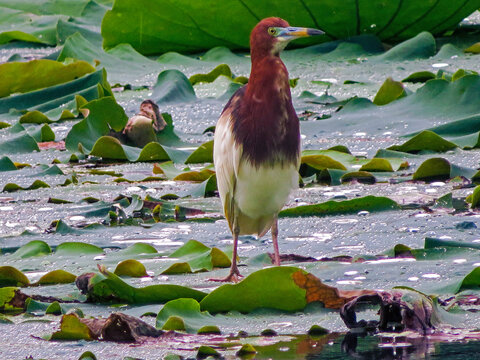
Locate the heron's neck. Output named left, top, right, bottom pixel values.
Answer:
left=231, top=54, right=299, bottom=167
left=247, top=55, right=290, bottom=102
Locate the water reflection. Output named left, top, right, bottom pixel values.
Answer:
left=252, top=333, right=480, bottom=359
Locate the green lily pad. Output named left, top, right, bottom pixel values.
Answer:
left=375, top=32, right=436, bottom=62
left=36, top=270, right=77, bottom=285
left=0, top=266, right=30, bottom=287
left=49, top=314, right=94, bottom=341
left=58, top=32, right=165, bottom=86
left=88, top=136, right=190, bottom=163
left=200, top=267, right=307, bottom=313
left=465, top=42, right=480, bottom=54
left=300, top=155, right=347, bottom=178
left=0, top=59, right=94, bottom=98
left=388, top=130, right=458, bottom=153
left=311, top=75, right=480, bottom=139
left=279, top=195, right=399, bottom=217
left=185, top=174, right=217, bottom=198
left=359, top=158, right=394, bottom=172
left=340, top=171, right=376, bottom=184
left=373, top=77, right=406, bottom=106
left=84, top=266, right=207, bottom=304
left=185, top=140, right=214, bottom=164
left=457, top=267, right=480, bottom=293
left=413, top=158, right=476, bottom=182
left=114, top=259, right=148, bottom=278
left=173, top=169, right=215, bottom=182
left=55, top=242, right=104, bottom=255
left=12, top=240, right=51, bottom=258
left=101, top=1, right=479, bottom=54
left=162, top=240, right=231, bottom=274
left=152, top=70, right=196, bottom=104
left=0, top=68, right=111, bottom=115
left=156, top=298, right=216, bottom=333
left=189, top=64, right=233, bottom=85
left=65, top=96, right=128, bottom=154
left=470, top=185, right=480, bottom=208
left=2, top=179, right=50, bottom=193
left=0, top=287, right=20, bottom=310
left=0, top=156, right=17, bottom=171
left=402, top=71, right=436, bottom=83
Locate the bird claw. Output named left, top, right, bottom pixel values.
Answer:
left=208, top=270, right=244, bottom=283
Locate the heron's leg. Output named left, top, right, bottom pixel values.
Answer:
left=209, top=216, right=243, bottom=282
left=272, top=216, right=281, bottom=266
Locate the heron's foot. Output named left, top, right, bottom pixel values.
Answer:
left=268, top=252, right=282, bottom=266
left=208, top=267, right=243, bottom=283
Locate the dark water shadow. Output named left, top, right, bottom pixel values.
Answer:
left=252, top=332, right=480, bottom=359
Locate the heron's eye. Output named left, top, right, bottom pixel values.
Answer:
left=268, top=27, right=277, bottom=36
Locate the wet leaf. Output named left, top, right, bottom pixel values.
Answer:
left=413, top=158, right=476, bottom=182
left=50, top=314, right=94, bottom=341
left=156, top=298, right=216, bottom=333
left=359, top=158, right=394, bottom=172
left=388, top=130, right=457, bottom=153
left=0, top=68, right=111, bottom=115
left=78, top=351, right=97, bottom=360
left=173, top=169, right=215, bottom=183
left=185, top=140, right=214, bottom=164
left=471, top=185, right=480, bottom=208
left=402, top=71, right=436, bottom=83
left=0, top=60, right=94, bottom=98
left=78, top=266, right=206, bottom=304
left=101, top=2, right=477, bottom=53
left=300, top=155, right=346, bottom=177
left=465, top=42, right=480, bottom=54
left=0, top=287, right=19, bottom=310
left=152, top=70, right=196, bottom=104
left=185, top=174, right=217, bottom=198
left=65, top=96, right=128, bottom=154
left=373, top=77, right=406, bottom=106
left=2, top=179, right=50, bottom=193
left=457, top=267, right=480, bottom=293
left=200, top=267, right=307, bottom=313
left=189, top=64, right=233, bottom=85
left=36, top=270, right=77, bottom=285
left=12, top=240, right=51, bottom=258
left=0, top=266, right=29, bottom=287
left=279, top=195, right=399, bottom=217
left=55, top=242, right=104, bottom=255
left=340, top=171, right=376, bottom=184
left=114, top=259, right=148, bottom=278
left=375, top=32, right=436, bottom=62
left=162, top=240, right=231, bottom=274
left=0, top=156, right=17, bottom=171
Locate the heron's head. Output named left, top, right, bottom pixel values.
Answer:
left=250, top=17, right=324, bottom=58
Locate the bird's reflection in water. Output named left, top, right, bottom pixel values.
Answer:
left=253, top=333, right=480, bottom=359
left=338, top=333, right=434, bottom=360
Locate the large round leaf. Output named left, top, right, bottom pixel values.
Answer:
left=101, top=0, right=480, bottom=54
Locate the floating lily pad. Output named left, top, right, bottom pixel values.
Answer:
left=373, top=77, right=406, bottom=106
left=162, top=240, right=231, bottom=274
left=280, top=195, right=399, bottom=217
left=114, top=259, right=148, bottom=278
left=0, top=266, right=29, bottom=287
left=156, top=298, right=216, bottom=333
left=0, top=59, right=94, bottom=98
left=101, top=1, right=480, bottom=53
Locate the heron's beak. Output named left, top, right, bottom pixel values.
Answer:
left=278, top=26, right=325, bottom=40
